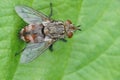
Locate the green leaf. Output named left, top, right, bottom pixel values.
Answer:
left=0, top=0, right=120, bottom=80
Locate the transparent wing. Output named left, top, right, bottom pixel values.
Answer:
left=15, top=6, right=48, bottom=24
left=20, top=41, right=51, bottom=63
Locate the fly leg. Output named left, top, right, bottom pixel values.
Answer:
left=49, top=38, right=67, bottom=51
left=48, top=2, right=53, bottom=19
left=60, top=38, right=67, bottom=42
left=15, top=48, right=25, bottom=56
left=49, top=44, right=53, bottom=51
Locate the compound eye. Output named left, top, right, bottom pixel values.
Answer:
left=67, top=32, right=73, bottom=38
left=66, top=20, right=72, bottom=24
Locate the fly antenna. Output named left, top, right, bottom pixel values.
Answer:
left=77, top=25, right=81, bottom=31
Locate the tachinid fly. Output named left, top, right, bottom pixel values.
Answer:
left=15, top=3, right=81, bottom=63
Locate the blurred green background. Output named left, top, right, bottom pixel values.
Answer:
left=0, top=0, right=120, bottom=80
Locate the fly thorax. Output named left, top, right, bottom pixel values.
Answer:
left=43, top=21, right=65, bottom=39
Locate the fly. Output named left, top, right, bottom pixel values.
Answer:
left=15, top=3, right=81, bottom=63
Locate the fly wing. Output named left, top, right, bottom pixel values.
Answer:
left=20, top=41, right=52, bottom=63
left=15, top=6, right=48, bottom=24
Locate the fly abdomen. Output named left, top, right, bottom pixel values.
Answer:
left=20, top=24, right=45, bottom=43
